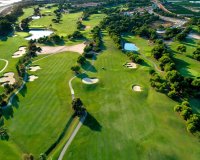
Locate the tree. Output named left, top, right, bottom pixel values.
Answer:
left=28, top=42, right=41, bottom=57
left=174, top=105, right=182, bottom=112
left=77, top=55, right=86, bottom=65
left=72, top=98, right=85, bottom=116
left=177, top=45, right=186, bottom=54
left=180, top=108, right=192, bottom=120
left=39, top=153, right=46, bottom=160
left=151, top=45, right=166, bottom=60
left=0, top=19, right=13, bottom=36
left=0, top=126, right=9, bottom=140
left=166, top=70, right=183, bottom=83
left=167, top=90, right=177, bottom=99
left=192, top=47, right=200, bottom=61
left=186, top=123, right=196, bottom=133
left=71, top=65, right=80, bottom=73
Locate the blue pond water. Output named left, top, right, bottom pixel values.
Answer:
left=124, top=43, right=139, bottom=51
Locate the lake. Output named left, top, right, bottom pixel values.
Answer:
left=124, top=43, right=139, bottom=51
left=25, top=30, right=53, bottom=40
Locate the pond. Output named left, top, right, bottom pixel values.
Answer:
left=25, top=30, right=53, bottom=40
left=124, top=43, right=139, bottom=51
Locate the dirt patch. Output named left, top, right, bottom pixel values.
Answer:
left=132, top=85, right=142, bottom=92
left=38, top=43, right=86, bottom=55
left=85, top=26, right=91, bottom=30
left=29, top=66, right=41, bottom=72
left=0, top=72, right=16, bottom=85
left=29, top=75, right=38, bottom=82
left=12, top=47, right=26, bottom=58
left=82, top=78, right=99, bottom=84
left=125, top=62, right=137, bottom=69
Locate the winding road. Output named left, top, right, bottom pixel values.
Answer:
left=0, top=59, right=9, bottom=73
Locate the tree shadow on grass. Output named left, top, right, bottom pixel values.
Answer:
left=76, top=73, right=88, bottom=79
left=2, top=106, right=14, bottom=120
left=45, top=114, right=75, bottom=155
left=82, top=60, right=97, bottom=73
left=83, top=112, right=102, bottom=132
left=140, top=59, right=151, bottom=67
left=11, top=95, right=20, bottom=109
left=172, top=56, right=194, bottom=77
left=19, top=84, right=27, bottom=97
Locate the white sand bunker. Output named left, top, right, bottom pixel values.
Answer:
left=0, top=72, right=16, bottom=85
left=29, top=75, right=38, bottom=82
left=82, top=78, right=99, bottom=84
left=29, top=66, right=41, bottom=72
left=39, top=43, right=86, bottom=55
left=12, top=47, right=26, bottom=58
left=187, top=33, right=200, bottom=40
left=125, top=62, right=137, bottom=69
left=132, top=85, right=142, bottom=92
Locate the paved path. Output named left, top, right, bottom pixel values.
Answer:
left=0, top=59, right=8, bottom=73
left=140, top=53, right=163, bottom=73
left=58, top=112, right=87, bottom=160
left=57, top=57, right=96, bottom=160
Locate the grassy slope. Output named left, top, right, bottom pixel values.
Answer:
left=170, top=38, right=200, bottom=77
left=30, top=12, right=82, bottom=36
left=63, top=33, right=200, bottom=160
left=3, top=52, right=79, bottom=157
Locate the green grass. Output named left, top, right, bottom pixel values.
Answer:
left=81, top=14, right=106, bottom=39
left=0, top=60, right=6, bottom=71
left=0, top=141, right=22, bottom=160
left=29, top=12, right=82, bottom=36
left=0, top=34, right=27, bottom=79
left=62, top=32, right=200, bottom=160
left=82, top=14, right=106, bottom=28
left=170, top=38, right=200, bottom=77
left=18, top=8, right=34, bottom=21
left=4, top=52, right=79, bottom=157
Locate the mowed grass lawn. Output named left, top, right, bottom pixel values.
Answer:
left=30, top=12, right=82, bottom=36
left=170, top=38, right=200, bottom=77
left=63, top=33, right=200, bottom=160
left=0, top=60, right=6, bottom=71
left=3, top=52, right=79, bottom=158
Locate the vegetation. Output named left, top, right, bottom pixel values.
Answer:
left=0, top=1, right=200, bottom=159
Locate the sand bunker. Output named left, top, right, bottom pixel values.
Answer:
left=132, top=85, right=142, bottom=92
left=38, top=43, right=86, bottom=55
left=12, top=47, right=26, bottom=58
left=29, top=66, right=41, bottom=72
left=85, top=26, right=91, bottom=29
left=82, top=78, right=99, bottom=84
left=187, top=33, right=200, bottom=40
left=0, top=72, right=16, bottom=85
left=29, top=75, right=38, bottom=82
left=125, top=62, right=137, bottom=69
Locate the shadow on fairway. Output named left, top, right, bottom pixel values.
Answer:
left=172, top=56, right=194, bottom=77
left=12, top=95, right=20, bottom=109
left=83, top=112, right=102, bottom=132
left=82, top=61, right=97, bottom=73
left=45, top=113, right=75, bottom=155
left=2, top=106, right=14, bottom=120
left=19, top=84, right=27, bottom=97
